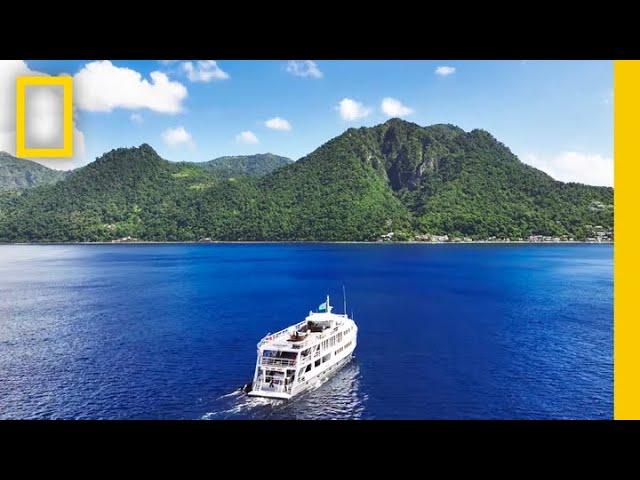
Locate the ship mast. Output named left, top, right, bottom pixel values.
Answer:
left=343, top=284, right=347, bottom=316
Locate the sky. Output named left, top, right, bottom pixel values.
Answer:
left=0, top=60, right=613, bottom=186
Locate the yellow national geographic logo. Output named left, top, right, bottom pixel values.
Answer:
left=16, top=76, right=73, bottom=158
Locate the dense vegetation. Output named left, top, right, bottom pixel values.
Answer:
left=0, top=152, right=68, bottom=191
left=196, top=153, right=292, bottom=179
left=0, top=119, right=613, bottom=242
left=360, top=119, right=613, bottom=239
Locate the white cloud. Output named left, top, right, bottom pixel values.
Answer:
left=381, top=97, right=414, bottom=117
left=286, top=60, right=323, bottom=78
left=522, top=151, right=613, bottom=187
left=0, top=60, right=85, bottom=169
left=74, top=60, right=187, bottom=113
left=162, top=126, right=194, bottom=148
left=0, top=61, right=44, bottom=134
left=181, top=60, right=229, bottom=82
left=336, top=98, right=371, bottom=121
left=130, top=112, right=143, bottom=124
left=435, top=65, right=456, bottom=76
left=235, top=130, right=259, bottom=144
left=265, top=116, right=292, bottom=131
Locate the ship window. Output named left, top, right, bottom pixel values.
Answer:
left=322, top=354, right=331, bottom=363
left=264, top=350, right=297, bottom=359
left=315, top=359, right=321, bottom=367
left=305, top=364, right=312, bottom=372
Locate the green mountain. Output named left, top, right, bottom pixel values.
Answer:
left=196, top=153, right=292, bottom=179
left=0, top=152, right=68, bottom=191
left=341, top=118, right=613, bottom=239
left=0, top=120, right=613, bottom=242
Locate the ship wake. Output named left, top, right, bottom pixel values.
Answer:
left=201, top=359, right=365, bottom=420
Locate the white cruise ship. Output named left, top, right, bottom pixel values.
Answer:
left=248, top=295, right=358, bottom=400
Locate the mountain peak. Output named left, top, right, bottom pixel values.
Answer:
left=383, top=117, right=419, bottom=127
left=96, top=143, right=162, bottom=163
left=138, top=143, right=158, bottom=154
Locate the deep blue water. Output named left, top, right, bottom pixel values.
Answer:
left=0, top=244, right=612, bottom=419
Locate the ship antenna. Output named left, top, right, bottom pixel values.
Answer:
left=343, top=284, right=347, bottom=316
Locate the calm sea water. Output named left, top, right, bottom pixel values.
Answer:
left=0, top=244, right=612, bottom=419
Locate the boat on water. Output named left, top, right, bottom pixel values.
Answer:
left=247, top=295, right=358, bottom=400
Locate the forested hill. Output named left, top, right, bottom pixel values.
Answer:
left=0, top=120, right=613, bottom=242
left=334, top=118, right=613, bottom=239
left=195, top=153, right=292, bottom=179
left=0, top=152, right=68, bottom=191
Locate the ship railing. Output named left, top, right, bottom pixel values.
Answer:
left=260, top=357, right=296, bottom=367
left=258, top=320, right=308, bottom=347
left=288, top=332, right=329, bottom=349
left=253, top=379, right=292, bottom=393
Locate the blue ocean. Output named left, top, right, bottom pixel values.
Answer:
left=0, top=244, right=612, bottom=419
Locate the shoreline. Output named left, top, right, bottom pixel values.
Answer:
left=0, top=240, right=614, bottom=246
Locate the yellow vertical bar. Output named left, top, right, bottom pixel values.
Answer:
left=15, top=77, right=26, bottom=158
left=614, top=60, right=640, bottom=419
left=63, top=76, right=73, bottom=157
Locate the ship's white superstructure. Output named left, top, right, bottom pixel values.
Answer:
left=248, top=295, right=358, bottom=400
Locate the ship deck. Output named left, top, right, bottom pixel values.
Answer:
left=258, top=312, right=348, bottom=351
